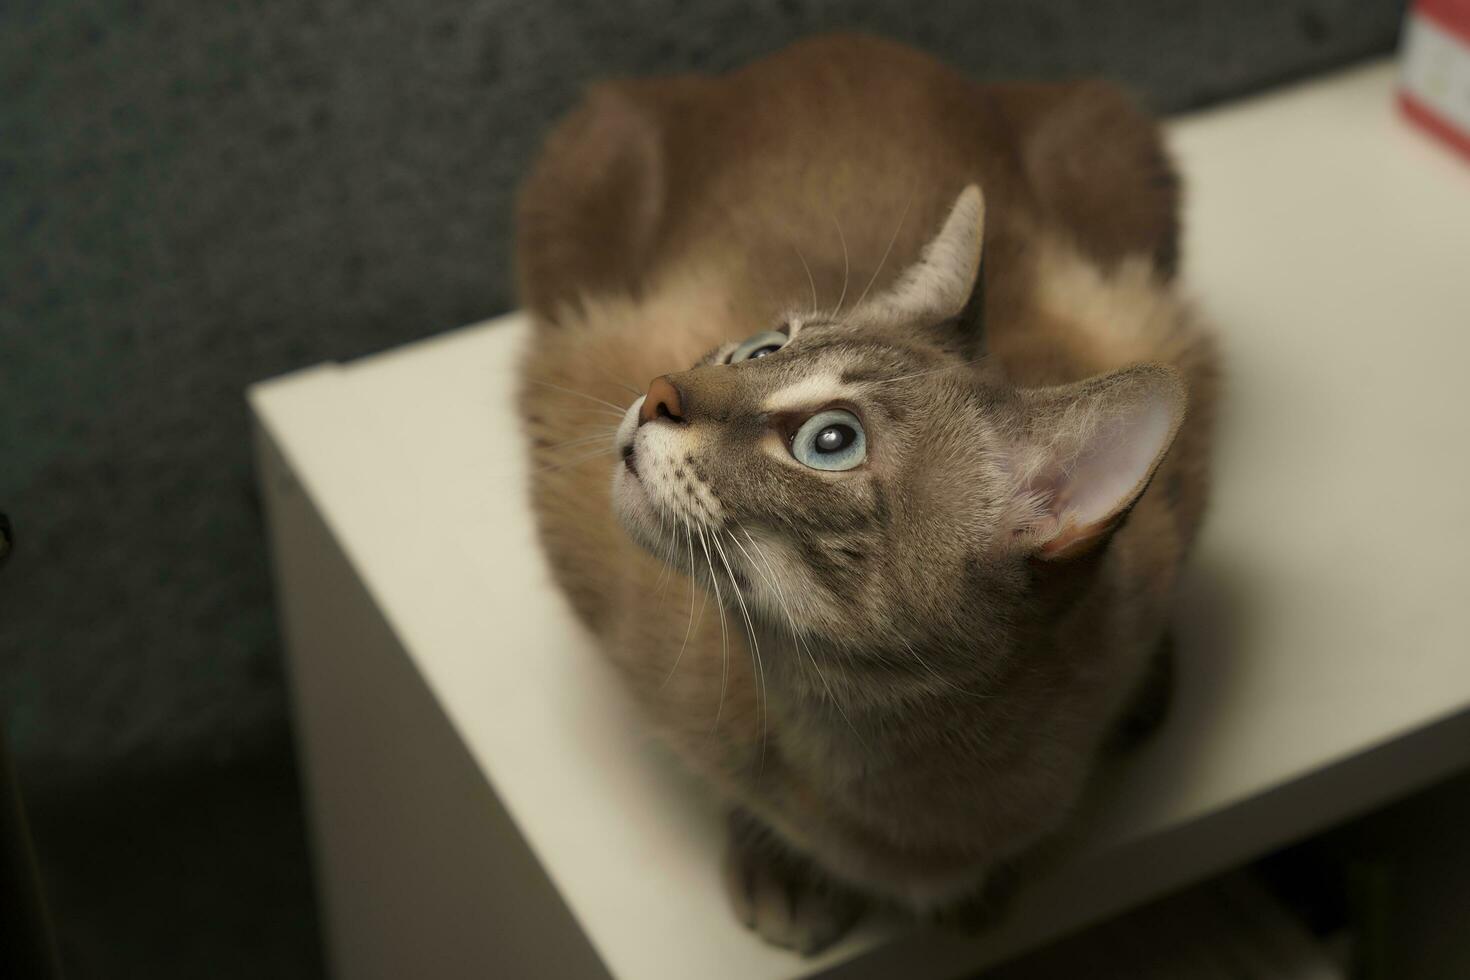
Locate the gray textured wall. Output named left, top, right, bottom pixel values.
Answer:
left=0, top=2, right=1405, bottom=977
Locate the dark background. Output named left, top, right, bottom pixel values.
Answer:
left=1, top=2, right=1406, bottom=976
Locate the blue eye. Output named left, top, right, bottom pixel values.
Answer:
left=791, top=410, right=866, bottom=471
left=729, top=330, right=788, bottom=363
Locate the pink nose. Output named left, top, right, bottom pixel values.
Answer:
left=639, top=375, right=685, bottom=425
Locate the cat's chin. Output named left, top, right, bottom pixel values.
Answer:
left=612, top=460, right=710, bottom=587
left=609, top=456, right=666, bottom=559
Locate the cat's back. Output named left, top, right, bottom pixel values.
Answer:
left=518, top=33, right=1182, bottom=335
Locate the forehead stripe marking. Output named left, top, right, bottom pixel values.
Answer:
left=760, top=372, right=860, bottom=414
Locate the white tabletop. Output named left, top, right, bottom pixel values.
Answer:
left=250, top=61, right=1470, bottom=979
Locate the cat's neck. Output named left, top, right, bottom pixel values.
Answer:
left=753, top=621, right=996, bottom=721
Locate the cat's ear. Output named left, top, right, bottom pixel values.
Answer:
left=1006, top=364, right=1186, bottom=561
left=516, top=83, right=667, bottom=319
left=858, top=185, right=986, bottom=340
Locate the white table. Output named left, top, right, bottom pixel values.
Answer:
left=250, top=61, right=1470, bottom=980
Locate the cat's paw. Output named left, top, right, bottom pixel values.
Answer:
left=928, top=861, right=1021, bottom=935
left=721, top=813, right=863, bottom=955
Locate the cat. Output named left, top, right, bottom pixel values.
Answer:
left=515, top=34, right=1218, bottom=955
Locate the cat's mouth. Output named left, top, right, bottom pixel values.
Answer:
left=614, top=395, right=644, bottom=482
left=611, top=393, right=730, bottom=565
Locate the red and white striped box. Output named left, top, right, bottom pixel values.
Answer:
left=1400, top=0, right=1470, bottom=161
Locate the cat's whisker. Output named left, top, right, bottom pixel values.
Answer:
left=537, top=441, right=616, bottom=462
left=864, top=356, right=986, bottom=388
left=832, top=215, right=851, bottom=316
left=733, top=526, right=864, bottom=746
left=727, top=525, right=779, bottom=599
left=737, top=529, right=867, bottom=747
left=712, top=530, right=768, bottom=773
left=534, top=430, right=620, bottom=453
left=526, top=379, right=631, bottom=414
left=853, top=188, right=914, bottom=311
left=555, top=406, right=628, bottom=420
left=727, top=527, right=794, bottom=738
left=696, top=526, right=730, bottom=733
left=735, top=528, right=804, bottom=659
left=813, top=644, right=868, bottom=750
left=898, top=637, right=990, bottom=699
left=587, top=361, right=644, bottom=398
left=533, top=447, right=615, bottom=474
left=792, top=243, right=819, bottom=317
left=661, top=517, right=701, bottom=691
left=651, top=505, right=676, bottom=604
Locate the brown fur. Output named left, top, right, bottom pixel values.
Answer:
left=515, top=34, right=1218, bottom=952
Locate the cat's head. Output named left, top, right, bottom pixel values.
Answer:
left=611, top=186, right=1184, bottom=648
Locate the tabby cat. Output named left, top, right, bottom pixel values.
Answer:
left=516, top=34, right=1217, bottom=954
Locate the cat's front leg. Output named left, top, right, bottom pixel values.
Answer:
left=720, top=809, right=865, bottom=955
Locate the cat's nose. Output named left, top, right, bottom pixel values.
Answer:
left=639, top=375, right=686, bottom=426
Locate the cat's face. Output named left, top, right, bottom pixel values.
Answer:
left=610, top=186, right=1184, bottom=648
left=612, top=313, right=1017, bottom=643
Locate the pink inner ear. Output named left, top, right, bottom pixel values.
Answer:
left=1037, top=396, right=1178, bottom=558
